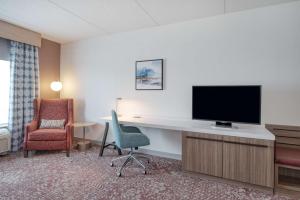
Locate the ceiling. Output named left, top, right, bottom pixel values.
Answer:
left=0, top=0, right=298, bottom=44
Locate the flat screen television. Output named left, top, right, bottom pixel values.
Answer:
left=192, top=85, right=261, bottom=127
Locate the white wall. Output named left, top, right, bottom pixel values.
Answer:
left=61, top=2, right=300, bottom=157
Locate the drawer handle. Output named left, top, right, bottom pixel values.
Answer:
left=186, top=136, right=222, bottom=142
left=223, top=141, right=268, bottom=148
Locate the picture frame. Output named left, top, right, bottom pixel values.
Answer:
left=135, top=59, right=163, bottom=90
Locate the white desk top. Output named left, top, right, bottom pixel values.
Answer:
left=100, top=116, right=275, bottom=141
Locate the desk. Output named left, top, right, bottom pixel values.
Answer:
left=101, top=116, right=275, bottom=140
left=101, top=115, right=275, bottom=188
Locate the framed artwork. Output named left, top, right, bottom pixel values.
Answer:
left=135, top=59, right=163, bottom=90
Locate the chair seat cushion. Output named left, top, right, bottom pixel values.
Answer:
left=120, top=132, right=150, bottom=149
left=276, top=146, right=300, bottom=167
left=28, top=129, right=66, bottom=141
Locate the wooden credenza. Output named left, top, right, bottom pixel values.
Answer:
left=182, top=131, right=274, bottom=188
left=100, top=115, right=275, bottom=188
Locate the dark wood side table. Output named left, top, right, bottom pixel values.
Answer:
left=99, top=122, right=122, bottom=157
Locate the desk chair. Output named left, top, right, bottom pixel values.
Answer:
left=110, top=110, right=150, bottom=177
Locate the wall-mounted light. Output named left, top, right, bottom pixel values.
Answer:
left=50, top=81, right=62, bottom=92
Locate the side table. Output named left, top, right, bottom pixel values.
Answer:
left=73, top=122, right=96, bottom=152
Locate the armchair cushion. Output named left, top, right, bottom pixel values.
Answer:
left=276, top=146, right=300, bottom=167
left=28, top=129, right=67, bottom=141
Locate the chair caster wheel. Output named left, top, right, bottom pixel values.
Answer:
left=110, top=163, right=114, bottom=167
left=143, top=170, right=147, bottom=175
left=117, top=172, right=121, bottom=177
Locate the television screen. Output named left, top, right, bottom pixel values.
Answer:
left=192, top=85, right=261, bottom=124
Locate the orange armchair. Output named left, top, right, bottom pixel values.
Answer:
left=24, top=99, right=74, bottom=157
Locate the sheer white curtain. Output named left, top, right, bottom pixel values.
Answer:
left=0, top=60, right=10, bottom=125
left=0, top=38, right=10, bottom=126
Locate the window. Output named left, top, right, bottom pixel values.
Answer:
left=0, top=60, right=10, bottom=125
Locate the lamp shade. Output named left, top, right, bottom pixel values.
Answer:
left=50, top=81, right=62, bottom=92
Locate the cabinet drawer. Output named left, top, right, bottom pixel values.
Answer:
left=223, top=142, right=274, bottom=187
left=182, top=132, right=223, bottom=177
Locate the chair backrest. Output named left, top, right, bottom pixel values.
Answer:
left=35, top=99, right=73, bottom=126
left=111, top=110, right=123, bottom=148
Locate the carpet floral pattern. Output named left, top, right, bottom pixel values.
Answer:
left=0, top=147, right=296, bottom=200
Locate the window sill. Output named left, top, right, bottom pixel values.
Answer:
left=0, top=123, right=8, bottom=128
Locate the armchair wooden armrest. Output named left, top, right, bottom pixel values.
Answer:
left=65, top=122, right=73, bottom=156
left=65, top=122, right=73, bottom=129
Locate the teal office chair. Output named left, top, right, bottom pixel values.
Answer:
left=110, top=110, right=150, bottom=177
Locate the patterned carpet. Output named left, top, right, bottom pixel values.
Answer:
left=0, top=147, right=296, bottom=200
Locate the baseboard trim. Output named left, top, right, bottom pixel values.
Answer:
left=76, top=137, right=181, bottom=160
left=138, top=148, right=181, bottom=160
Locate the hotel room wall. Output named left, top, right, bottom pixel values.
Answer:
left=60, top=2, right=300, bottom=157
left=39, top=38, right=61, bottom=99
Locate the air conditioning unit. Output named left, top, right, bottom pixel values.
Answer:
left=0, top=128, right=11, bottom=155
